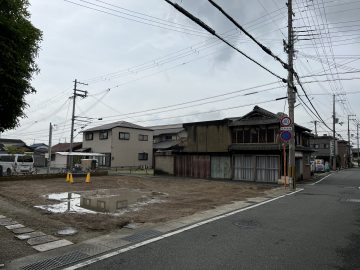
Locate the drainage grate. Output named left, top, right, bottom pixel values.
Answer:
left=122, top=230, right=162, bottom=243
left=21, top=251, right=88, bottom=270
left=21, top=258, right=61, bottom=270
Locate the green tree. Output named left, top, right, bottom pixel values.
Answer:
left=5, top=145, right=25, bottom=154
left=0, top=0, right=42, bottom=132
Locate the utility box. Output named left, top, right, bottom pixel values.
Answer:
left=81, top=159, right=97, bottom=171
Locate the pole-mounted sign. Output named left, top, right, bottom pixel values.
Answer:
left=280, top=116, right=292, bottom=142
left=280, top=130, right=292, bottom=142
left=280, top=116, right=292, bottom=127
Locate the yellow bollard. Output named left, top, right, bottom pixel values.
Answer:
left=66, top=172, right=70, bottom=182
left=85, top=172, right=91, bottom=183
left=69, top=173, right=74, bottom=184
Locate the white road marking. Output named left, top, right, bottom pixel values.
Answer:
left=309, top=173, right=333, bottom=185
left=63, top=188, right=304, bottom=270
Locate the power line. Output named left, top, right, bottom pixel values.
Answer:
left=164, top=0, right=288, bottom=83
left=207, top=0, right=289, bottom=70
left=98, top=81, right=283, bottom=119
left=64, top=0, right=209, bottom=38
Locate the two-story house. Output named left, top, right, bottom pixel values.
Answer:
left=156, top=106, right=314, bottom=183
left=82, top=121, right=153, bottom=168
left=229, top=106, right=313, bottom=182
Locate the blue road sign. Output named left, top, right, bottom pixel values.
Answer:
left=280, top=131, right=291, bottom=142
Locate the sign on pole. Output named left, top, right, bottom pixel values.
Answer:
left=280, top=116, right=292, bottom=127
left=280, top=131, right=292, bottom=142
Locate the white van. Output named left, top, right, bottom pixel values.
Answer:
left=0, top=154, right=34, bottom=176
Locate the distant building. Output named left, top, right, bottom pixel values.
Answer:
left=82, top=121, right=153, bottom=168
left=310, top=135, right=350, bottom=168
left=0, top=138, right=31, bottom=153
left=29, top=143, right=49, bottom=167
left=150, top=124, right=186, bottom=153
left=51, top=142, right=83, bottom=168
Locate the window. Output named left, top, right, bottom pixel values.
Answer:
left=17, top=155, right=33, bottom=163
left=138, top=152, right=148, bottom=160
left=323, top=144, right=329, bottom=149
left=237, top=130, right=244, bottom=143
left=232, top=131, right=237, bottom=143
left=0, top=155, right=15, bottom=162
left=314, top=144, right=319, bottom=149
left=99, top=131, right=108, bottom=140
left=119, top=132, right=130, bottom=140
left=139, top=134, right=148, bottom=141
left=259, top=129, right=266, bottom=143
left=251, top=128, right=259, bottom=143
left=267, top=129, right=275, bottom=143
left=165, top=135, right=172, bottom=140
left=85, top=132, right=93, bottom=141
left=243, top=129, right=250, bottom=143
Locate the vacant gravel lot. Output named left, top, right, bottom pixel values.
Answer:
left=0, top=175, right=274, bottom=262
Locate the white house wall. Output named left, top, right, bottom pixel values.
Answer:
left=82, top=130, right=112, bottom=153
left=52, top=154, right=68, bottom=168
left=111, top=127, right=153, bottom=168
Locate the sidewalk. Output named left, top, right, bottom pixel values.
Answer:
left=5, top=186, right=294, bottom=270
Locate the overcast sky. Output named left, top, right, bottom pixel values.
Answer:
left=2, top=0, right=360, bottom=146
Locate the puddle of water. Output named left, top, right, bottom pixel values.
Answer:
left=35, top=189, right=166, bottom=215
left=57, top=227, right=78, bottom=236
left=35, top=192, right=96, bottom=214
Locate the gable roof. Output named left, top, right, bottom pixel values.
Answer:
left=29, top=143, right=48, bottom=149
left=148, top=124, right=184, bottom=136
left=230, top=106, right=311, bottom=132
left=84, top=121, right=152, bottom=132
left=230, top=106, right=279, bottom=126
left=0, top=138, right=26, bottom=146
left=51, top=142, right=82, bottom=153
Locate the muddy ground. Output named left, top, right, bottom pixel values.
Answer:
left=0, top=175, right=275, bottom=262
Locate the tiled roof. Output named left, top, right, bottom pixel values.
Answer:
left=51, top=142, right=82, bottom=153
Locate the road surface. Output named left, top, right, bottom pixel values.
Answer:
left=82, top=169, right=360, bottom=270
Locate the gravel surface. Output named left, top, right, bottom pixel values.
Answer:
left=0, top=175, right=274, bottom=262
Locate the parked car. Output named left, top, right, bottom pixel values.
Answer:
left=0, top=154, right=35, bottom=175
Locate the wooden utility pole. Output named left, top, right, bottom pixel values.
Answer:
left=47, top=122, right=53, bottom=174
left=311, top=120, right=318, bottom=136
left=287, top=0, right=296, bottom=190
left=332, top=94, right=336, bottom=170
left=357, top=123, right=359, bottom=166
left=348, top=114, right=356, bottom=167
left=69, top=79, right=88, bottom=170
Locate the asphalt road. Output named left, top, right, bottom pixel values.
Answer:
left=83, top=169, right=360, bottom=270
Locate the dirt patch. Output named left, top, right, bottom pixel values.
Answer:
left=0, top=175, right=274, bottom=262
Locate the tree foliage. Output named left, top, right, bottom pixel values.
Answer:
left=5, top=145, right=25, bottom=154
left=0, top=0, right=42, bottom=132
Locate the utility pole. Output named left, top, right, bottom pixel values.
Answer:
left=311, top=120, right=318, bottom=136
left=357, top=123, right=359, bottom=166
left=287, top=0, right=296, bottom=190
left=47, top=122, right=53, bottom=174
left=332, top=94, right=336, bottom=170
left=348, top=114, right=356, bottom=168
left=69, top=79, right=88, bottom=170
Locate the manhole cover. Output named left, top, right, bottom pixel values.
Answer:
left=233, top=219, right=259, bottom=229
left=57, top=227, right=78, bottom=236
